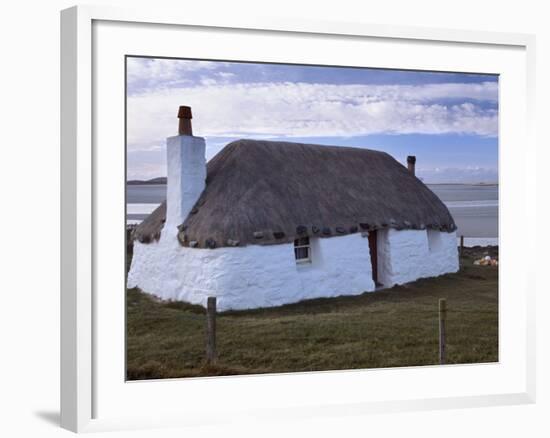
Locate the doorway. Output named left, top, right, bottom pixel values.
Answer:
left=367, top=230, right=378, bottom=285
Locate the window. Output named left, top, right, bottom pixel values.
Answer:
left=294, top=237, right=311, bottom=263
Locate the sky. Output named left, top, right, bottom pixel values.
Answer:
left=126, top=57, right=498, bottom=183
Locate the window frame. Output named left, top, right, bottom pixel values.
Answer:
left=294, top=236, right=312, bottom=264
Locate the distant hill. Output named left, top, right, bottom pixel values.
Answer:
left=127, top=177, right=167, bottom=185
left=127, top=177, right=498, bottom=187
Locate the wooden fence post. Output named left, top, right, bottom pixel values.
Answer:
left=460, top=235, right=464, bottom=258
left=439, top=298, right=447, bottom=365
left=206, top=296, right=217, bottom=365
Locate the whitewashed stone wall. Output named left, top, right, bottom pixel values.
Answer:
left=128, top=226, right=458, bottom=310
left=377, top=229, right=459, bottom=287
left=127, top=230, right=375, bottom=311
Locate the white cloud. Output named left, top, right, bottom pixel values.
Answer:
left=126, top=58, right=222, bottom=90
left=217, top=72, right=235, bottom=79
left=200, top=78, right=219, bottom=86
left=127, top=81, right=498, bottom=151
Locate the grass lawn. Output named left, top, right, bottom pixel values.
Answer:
left=126, top=246, right=498, bottom=380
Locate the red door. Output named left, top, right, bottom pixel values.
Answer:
left=368, top=230, right=378, bottom=284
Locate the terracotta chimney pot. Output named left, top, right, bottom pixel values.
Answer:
left=178, top=105, right=193, bottom=136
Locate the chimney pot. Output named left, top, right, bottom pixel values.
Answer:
left=407, top=155, right=416, bottom=176
left=178, top=105, right=193, bottom=136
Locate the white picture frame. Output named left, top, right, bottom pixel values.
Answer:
left=60, top=4, right=536, bottom=433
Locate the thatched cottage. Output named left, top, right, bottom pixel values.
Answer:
left=127, top=106, right=459, bottom=310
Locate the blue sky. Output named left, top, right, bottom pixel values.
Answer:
left=126, top=57, right=498, bottom=183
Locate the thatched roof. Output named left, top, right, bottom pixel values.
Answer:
left=134, top=139, right=456, bottom=248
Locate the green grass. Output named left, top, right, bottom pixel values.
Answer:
left=126, top=246, right=498, bottom=380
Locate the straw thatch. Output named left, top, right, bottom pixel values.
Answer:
left=134, top=139, right=456, bottom=247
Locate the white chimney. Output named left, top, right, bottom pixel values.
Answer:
left=165, top=106, right=206, bottom=230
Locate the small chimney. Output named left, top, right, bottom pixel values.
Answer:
left=178, top=105, right=193, bottom=136
left=165, top=106, right=206, bottom=230
left=407, top=155, right=416, bottom=176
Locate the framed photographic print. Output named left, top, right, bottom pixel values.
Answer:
left=61, top=5, right=536, bottom=433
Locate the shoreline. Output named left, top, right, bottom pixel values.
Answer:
left=459, top=237, right=498, bottom=247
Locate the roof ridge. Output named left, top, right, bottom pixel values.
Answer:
left=134, top=139, right=456, bottom=248
left=225, top=138, right=385, bottom=155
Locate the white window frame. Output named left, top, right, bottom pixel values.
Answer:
left=294, top=237, right=311, bottom=264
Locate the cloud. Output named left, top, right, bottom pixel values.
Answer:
left=126, top=58, right=224, bottom=92
left=127, top=81, right=498, bottom=151
left=217, top=72, right=235, bottom=79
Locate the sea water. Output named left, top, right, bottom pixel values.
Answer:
left=126, top=183, right=498, bottom=239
